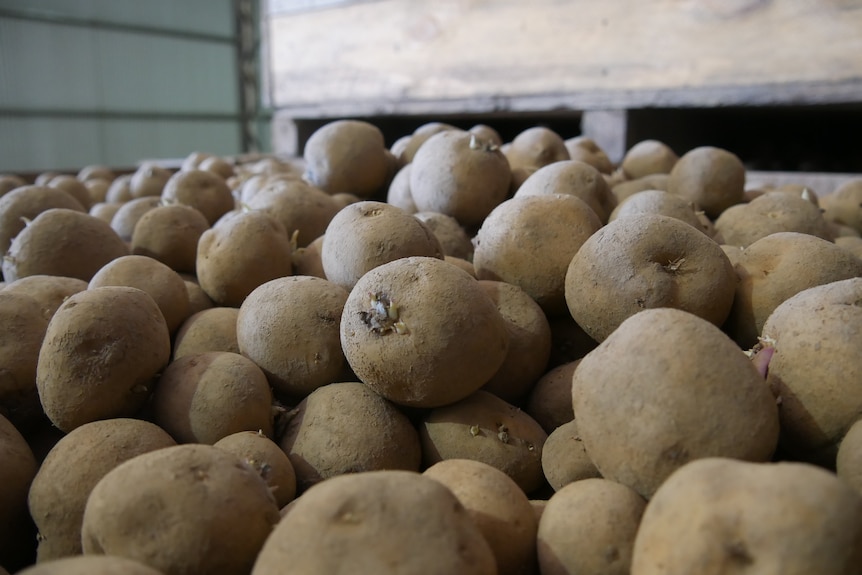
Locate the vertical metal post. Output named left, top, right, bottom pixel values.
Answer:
left=235, top=0, right=260, bottom=153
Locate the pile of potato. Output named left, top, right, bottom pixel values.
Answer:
left=1, top=118, right=862, bottom=575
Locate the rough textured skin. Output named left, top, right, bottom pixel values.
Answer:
left=196, top=210, right=293, bottom=307
left=667, top=146, right=745, bottom=219
left=822, top=179, right=862, bottom=233
left=48, top=175, right=94, bottom=210
left=475, top=194, right=602, bottom=317
left=420, top=391, right=548, bottom=494
left=572, top=309, right=780, bottom=499
left=172, top=307, right=239, bottom=360
left=82, top=444, right=280, bottom=575
left=723, top=232, right=862, bottom=349
left=237, top=276, right=348, bottom=399
left=28, top=419, right=176, bottom=561
left=837, top=419, right=862, bottom=496
left=340, top=257, right=509, bottom=408
left=36, top=286, right=171, bottom=432
left=715, top=191, right=833, bottom=247
left=214, top=430, right=297, bottom=508
left=525, top=361, right=579, bottom=434
left=129, top=163, right=171, bottom=199
left=0, top=414, right=37, bottom=571
left=514, top=160, right=617, bottom=223
left=246, top=179, right=339, bottom=248
left=478, top=281, right=552, bottom=404
left=151, top=351, right=274, bottom=444
left=410, top=130, right=512, bottom=228
left=110, top=197, right=161, bottom=241
left=17, top=555, right=166, bottom=575
left=611, top=174, right=669, bottom=204
left=565, top=214, right=736, bottom=342
left=610, top=189, right=704, bottom=232
left=2, top=275, right=88, bottom=322
left=291, top=235, right=326, bottom=279
left=279, top=382, right=421, bottom=491
left=183, top=280, right=214, bottom=316
left=131, top=204, right=210, bottom=274
left=0, top=185, right=85, bottom=257
left=395, top=122, right=459, bottom=165
left=413, top=212, right=474, bottom=261
left=504, top=127, right=570, bottom=174
left=251, top=470, right=497, bottom=575
left=89, top=255, right=190, bottom=334
left=386, top=164, right=417, bottom=214
left=760, top=278, right=862, bottom=464
left=541, top=419, right=601, bottom=491
left=304, top=120, right=391, bottom=198
left=321, top=201, right=443, bottom=291
left=105, top=174, right=133, bottom=203
left=0, top=174, right=26, bottom=197
left=565, top=137, right=613, bottom=174
left=0, top=292, right=48, bottom=429
left=539, top=478, right=646, bottom=575
left=621, top=140, right=679, bottom=179
left=423, top=459, right=538, bottom=575
left=631, top=458, right=862, bottom=575
left=161, top=169, right=234, bottom=226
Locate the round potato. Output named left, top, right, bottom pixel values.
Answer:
left=129, top=163, right=172, bottom=199
left=394, top=121, right=459, bottom=165
left=110, top=196, right=161, bottom=241
left=514, top=160, right=616, bottom=223
left=413, top=211, right=474, bottom=261
left=546, top=316, right=598, bottom=368
left=214, top=430, right=296, bottom=508
left=609, top=189, right=704, bottom=232
left=715, top=190, right=833, bottom=247
left=0, top=291, right=49, bottom=429
left=245, top=178, right=339, bottom=248
left=81, top=444, right=280, bottom=575
left=341, top=256, right=509, bottom=408
left=504, top=126, right=570, bottom=174
left=48, top=175, right=94, bottom=210
left=667, top=146, right=745, bottom=219
left=0, top=414, right=38, bottom=571
left=251, top=470, right=497, bottom=575
left=173, top=307, right=240, bottom=360
left=77, top=165, right=115, bottom=183
left=184, top=279, right=214, bottom=315
left=130, top=204, right=210, bottom=274
left=0, top=185, right=86, bottom=258
left=611, top=173, right=670, bottom=204
left=621, top=139, right=679, bottom=179
left=821, top=179, right=862, bottom=233
left=291, top=234, right=326, bottom=279
left=0, top=174, right=26, bottom=197
left=104, top=174, right=133, bottom=203
left=17, top=555, right=165, bottom=575
left=525, top=361, right=579, bottom=434
left=572, top=308, right=779, bottom=498
left=88, top=201, right=121, bottom=223
left=837, top=419, right=862, bottom=496
left=470, top=124, right=504, bottom=148
left=564, top=136, right=613, bottom=174
left=199, top=155, right=234, bottom=179
left=161, top=169, right=234, bottom=226
left=385, top=163, right=417, bottom=213
left=541, top=419, right=600, bottom=491
left=631, top=458, right=862, bottom=575
left=2, top=274, right=88, bottom=322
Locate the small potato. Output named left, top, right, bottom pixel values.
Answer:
left=341, top=256, right=509, bottom=408
left=621, top=139, right=679, bottom=179
left=81, top=444, right=281, bottom=575
left=565, top=213, right=736, bottom=342
left=27, top=418, right=175, bottom=561
left=129, top=163, right=172, bottom=198
left=420, top=390, right=548, bottom=494
left=245, top=178, right=339, bottom=248
left=84, top=179, right=111, bottom=204
left=131, top=204, right=210, bottom=274
left=279, top=381, right=421, bottom=491
left=291, top=235, right=326, bottom=278
left=161, top=169, right=234, bottom=226
left=667, top=146, right=745, bottom=219
left=48, top=174, right=94, bottom=210
left=184, top=279, right=214, bottom=315
left=214, top=430, right=297, bottom=508
left=251, top=470, right=497, bottom=575
left=837, top=419, right=862, bottom=496
left=395, top=121, right=459, bottom=165
left=538, top=478, right=646, bottom=575
left=17, top=555, right=164, bottom=575
left=89, top=255, right=190, bottom=334
left=715, top=191, right=833, bottom=247
left=173, top=307, right=240, bottom=360
left=321, top=201, right=443, bottom=291
left=0, top=173, right=26, bottom=197
left=104, top=174, right=133, bottom=203
left=88, top=201, right=121, bottom=223
left=611, top=173, right=669, bottom=204
left=504, top=127, right=570, bottom=174
left=445, top=255, right=476, bottom=276
left=199, top=155, right=235, bottom=179
left=546, top=316, right=598, bottom=368
left=836, top=235, right=862, bottom=258
left=0, top=292, right=49, bottom=429
left=36, top=286, right=170, bottom=432
left=515, top=160, right=616, bottom=223
left=541, top=419, right=600, bottom=491
left=151, top=351, right=274, bottom=443
left=304, top=120, right=391, bottom=197
left=385, top=163, right=417, bottom=213
left=237, top=276, right=348, bottom=399
left=525, top=361, right=579, bottom=434
left=470, top=124, right=503, bottom=148
left=821, top=179, right=862, bottom=233
left=572, top=308, right=779, bottom=499
left=0, top=414, right=38, bottom=571
left=77, top=165, right=115, bottom=183
left=564, top=136, right=613, bottom=174
left=3, top=209, right=129, bottom=283
left=110, top=196, right=161, bottom=241
left=413, top=211, right=474, bottom=261
left=631, top=458, right=862, bottom=575
left=2, top=274, right=88, bottom=322
left=609, top=189, right=704, bottom=232
left=0, top=185, right=86, bottom=257
left=424, top=459, right=538, bottom=575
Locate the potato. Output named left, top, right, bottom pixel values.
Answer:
left=410, top=130, right=511, bottom=228
left=631, top=458, right=862, bottom=574
left=759, top=278, right=862, bottom=464
left=478, top=280, right=552, bottom=404
left=129, top=163, right=171, bottom=198
left=237, top=276, right=347, bottom=399
left=609, top=189, right=704, bottom=232
left=525, top=361, right=578, bottom=434
left=565, top=213, right=736, bottom=342
left=77, top=165, right=115, bottom=183
left=17, top=555, right=165, bottom=575
left=110, top=196, right=161, bottom=241
left=837, top=419, right=862, bottom=496
left=304, top=120, right=391, bottom=198
left=715, top=190, right=833, bottom=247
left=152, top=351, right=273, bottom=443
left=423, top=459, right=538, bottom=575
left=291, top=234, right=326, bottom=278
left=0, top=185, right=85, bottom=259
left=0, top=292, right=49, bottom=429
left=0, top=174, right=26, bottom=197
left=504, top=127, right=570, bottom=174
left=196, top=210, right=293, bottom=307
left=611, top=173, right=669, bottom=204
left=474, top=194, right=602, bottom=316
left=413, top=211, right=474, bottom=261
left=251, top=470, right=496, bottom=575
left=538, top=478, right=646, bottom=575
left=821, top=179, right=862, bottom=233
left=130, top=204, right=210, bottom=274
left=572, top=308, right=779, bottom=499
left=621, top=139, right=679, bottom=179
left=180, top=151, right=211, bottom=172
left=564, top=136, right=613, bottom=174
left=89, top=255, right=190, bottom=334
left=47, top=174, right=94, bottom=210
left=420, top=390, right=548, bottom=493
left=161, top=169, right=234, bottom=226
left=36, top=286, right=170, bottom=432
left=279, top=381, right=421, bottom=491
left=469, top=124, right=503, bottom=148
left=723, top=232, right=862, bottom=348
left=546, top=316, right=598, bottom=368
left=385, top=164, right=417, bottom=213
left=173, top=307, right=240, bottom=360
left=667, top=146, right=745, bottom=219
left=2, top=274, right=88, bottom=322
left=81, top=444, right=280, bottom=575
left=245, top=178, right=339, bottom=248
left=199, top=155, right=234, bottom=180
left=88, top=201, right=121, bottom=223
left=184, top=279, right=214, bottom=315
left=27, top=418, right=175, bottom=561
left=514, top=160, right=617, bottom=223
left=84, top=179, right=111, bottom=204
left=0, top=414, right=38, bottom=571
left=340, top=256, right=509, bottom=408
left=321, top=201, right=443, bottom=291
left=104, top=174, right=133, bottom=203
left=395, top=121, right=459, bottom=165
left=214, top=430, right=296, bottom=508
left=836, top=235, right=862, bottom=258
left=3, top=209, right=129, bottom=283
left=541, top=419, right=600, bottom=491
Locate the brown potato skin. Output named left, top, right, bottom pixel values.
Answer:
left=413, top=211, right=474, bottom=261
left=0, top=414, right=38, bottom=571
left=27, top=418, right=176, bottom=561
left=214, top=430, right=297, bottom=508
left=514, top=160, right=616, bottom=223
left=17, top=555, right=165, bottom=575
left=837, top=419, right=862, bottom=496
left=822, top=179, right=862, bottom=233
left=173, top=307, right=240, bottom=360
left=304, top=120, right=391, bottom=198
left=131, top=204, right=210, bottom=274
left=609, top=189, right=704, bottom=232
left=565, top=136, right=613, bottom=174
left=385, top=164, right=417, bottom=213
left=246, top=178, right=339, bottom=248
left=505, top=127, right=570, bottom=173
left=631, top=458, right=862, bottom=575
left=715, top=191, right=833, bottom=247
left=541, top=419, right=601, bottom=491
left=0, top=292, right=49, bottom=430
left=129, top=163, right=171, bottom=199
left=611, top=173, right=669, bottom=204
left=161, top=169, right=234, bottom=226
left=291, top=235, right=326, bottom=279
left=525, top=361, right=579, bottom=434
left=0, top=185, right=85, bottom=258
left=667, top=146, right=745, bottom=219
left=110, top=196, right=161, bottom=241
left=621, top=139, right=679, bottom=179
left=48, top=175, right=94, bottom=210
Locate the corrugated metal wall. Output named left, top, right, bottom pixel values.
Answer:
left=0, top=0, right=268, bottom=173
